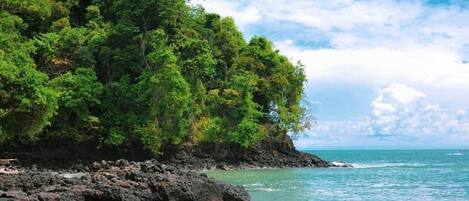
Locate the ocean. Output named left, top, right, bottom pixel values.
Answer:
left=206, top=150, right=469, bottom=201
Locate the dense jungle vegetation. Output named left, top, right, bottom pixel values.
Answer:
left=0, top=0, right=307, bottom=154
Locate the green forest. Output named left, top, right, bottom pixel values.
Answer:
left=0, top=0, right=307, bottom=154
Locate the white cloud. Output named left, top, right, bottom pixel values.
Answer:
left=252, top=0, right=422, bottom=32
left=297, top=83, right=469, bottom=148
left=193, top=1, right=469, bottom=47
left=275, top=42, right=469, bottom=89
left=367, top=83, right=465, bottom=136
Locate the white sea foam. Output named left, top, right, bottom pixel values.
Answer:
left=245, top=183, right=280, bottom=192
left=351, top=163, right=425, bottom=169
left=447, top=152, right=464, bottom=156
left=253, top=188, right=280, bottom=192
left=244, top=183, right=263, bottom=187
left=331, top=161, right=350, bottom=167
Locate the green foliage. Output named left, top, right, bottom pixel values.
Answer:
left=224, top=72, right=267, bottom=146
left=0, top=0, right=53, bottom=25
left=99, top=76, right=136, bottom=146
left=0, top=12, right=35, bottom=67
left=191, top=116, right=223, bottom=143
left=228, top=119, right=267, bottom=148
left=0, top=10, right=58, bottom=143
left=134, top=122, right=163, bottom=154
left=0, top=51, right=59, bottom=143
left=136, top=63, right=193, bottom=146
left=232, top=37, right=307, bottom=134
left=103, top=127, right=126, bottom=146
left=35, top=26, right=107, bottom=76
left=0, top=0, right=308, bottom=154
left=135, top=33, right=193, bottom=152
left=174, top=32, right=216, bottom=83
left=50, top=68, right=102, bottom=116
left=48, top=67, right=103, bottom=140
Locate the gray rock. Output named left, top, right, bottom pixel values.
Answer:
left=0, top=161, right=250, bottom=201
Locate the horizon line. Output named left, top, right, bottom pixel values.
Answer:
left=298, top=147, right=469, bottom=151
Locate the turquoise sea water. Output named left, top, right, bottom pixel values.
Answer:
left=206, top=150, right=469, bottom=201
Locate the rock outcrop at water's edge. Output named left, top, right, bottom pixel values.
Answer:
left=159, top=135, right=335, bottom=170
left=0, top=160, right=249, bottom=201
left=0, top=135, right=343, bottom=201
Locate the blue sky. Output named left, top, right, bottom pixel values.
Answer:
left=193, top=0, right=469, bottom=149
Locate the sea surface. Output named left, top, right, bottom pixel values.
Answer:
left=206, top=150, right=469, bottom=201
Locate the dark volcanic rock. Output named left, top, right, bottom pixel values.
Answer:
left=0, top=135, right=335, bottom=171
left=0, top=135, right=341, bottom=201
left=159, top=135, right=334, bottom=170
left=0, top=161, right=250, bottom=201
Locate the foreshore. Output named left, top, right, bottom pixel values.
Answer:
left=0, top=136, right=341, bottom=201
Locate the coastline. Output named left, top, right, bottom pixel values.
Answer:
left=0, top=136, right=339, bottom=201
left=158, top=135, right=334, bottom=171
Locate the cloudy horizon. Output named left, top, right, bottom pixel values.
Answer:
left=193, top=0, right=469, bottom=149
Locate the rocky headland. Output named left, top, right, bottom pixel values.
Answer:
left=0, top=136, right=341, bottom=201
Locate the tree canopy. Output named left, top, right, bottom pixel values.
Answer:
left=0, top=0, right=308, bottom=154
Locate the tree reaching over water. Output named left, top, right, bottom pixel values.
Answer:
left=0, top=0, right=307, bottom=154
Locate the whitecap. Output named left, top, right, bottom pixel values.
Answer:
left=447, top=152, right=464, bottom=156
left=350, top=163, right=425, bottom=169
left=253, top=187, right=280, bottom=192
left=244, top=183, right=263, bottom=187
left=331, top=161, right=350, bottom=167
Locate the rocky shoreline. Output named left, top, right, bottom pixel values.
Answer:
left=0, top=160, right=249, bottom=201
left=0, top=136, right=343, bottom=201
left=159, top=136, right=334, bottom=170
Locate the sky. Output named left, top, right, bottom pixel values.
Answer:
left=192, top=0, right=469, bottom=149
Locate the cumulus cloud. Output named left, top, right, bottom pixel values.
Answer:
left=297, top=83, right=469, bottom=148
left=368, top=83, right=468, bottom=137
